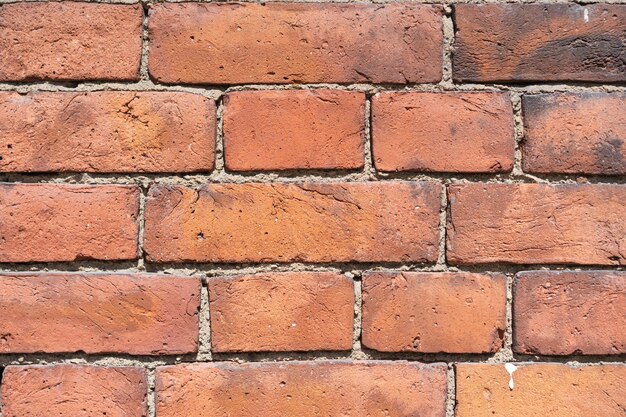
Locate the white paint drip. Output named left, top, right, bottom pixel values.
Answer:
left=505, top=363, right=518, bottom=390
left=584, top=8, right=589, bottom=23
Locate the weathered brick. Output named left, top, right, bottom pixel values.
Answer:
left=1, top=365, right=148, bottom=417
left=372, top=92, right=514, bottom=172
left=447, top=183, right=626, bottom=265
left=514, top=271, right=626, bottom=355
left=0, top=92, right=216, bottom=173
left=453, top=4, right=626, bottom=82
left=523, top=93, right=626, bottom=174
left=362, top=272, right=506, bottom=353
left=156, top=361, right=446, bottom=417
left=0, top=184, right=139, bottom=262
left=145, top=182, right=441, bottom=263
left=0, top=3, right=143, bottom=82
left=148, top=3, right=443, bottom=84
left=209, top=272, right=354, bottom=352
left=0, top=273, right=199, bottom=354
left=224, top=90, right=365, bottom=171
left=456, top=364, right=626, bottom=417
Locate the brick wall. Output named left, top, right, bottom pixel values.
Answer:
left=0, top=1, right=624, bottom=416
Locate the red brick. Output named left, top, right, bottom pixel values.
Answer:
left=453, top=4, right=626, bottom=82
left=0, top=184, right=139, bottom=262
left=372, top=92, right=514, bottom=172
left=0, top=92, right=216, bottom=173
left=456, top=364, right=626, bottom=417
left=148, top=3, right=443, bottom=84
left=0, top=273, right=199, bottom=354
left=514, top=271, right=626, bottom=355
left=362, top=272, right=506, bottom=353
left=523, top=93, right=626, bottom=174
left=156, top=361, right=446, bottom=417
left=145, top=182, right=440, bottom=263
left=0, top=3, right=143, bottom=82
left=224, top=90, right=364, bottom=171
left=1, top=365, right=147, bottom=417
left=209, top=272, right=353, bottom=352
left=447, top=183, right=626, bottom=265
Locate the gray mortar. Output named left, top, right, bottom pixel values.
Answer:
left=0, top=1, right=625, bottom=416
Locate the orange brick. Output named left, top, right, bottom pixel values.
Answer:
left=362, top=272, right=506, bottom=353
left=0, top=3, right=142, bottom=81
left=0, top=273, right=200, bottom=354
left=453, top=4, right=626, bottom=82
left=156, top=362, right=447, bottom=417
left=0, top=92, right=216, bottom=173
left=523, top=93, right=626, bottom=174
left=372, top=92, right=514, bottom=172
left=145, top=182, right=441, bottom=263
left=456, top=364, right=626, bottom=417
left=224, top=90, right=364, bottom=171
left=0, top=184, right=139, bottom=262
left=447, top=183, right=626, bottom=265
left=149, top=3, right=443, bottom=84
left=1, top=365, right=147, bottom=417
left=514, top=271, right=626, bottom=355
left=209, top=272, right=354, bottom=352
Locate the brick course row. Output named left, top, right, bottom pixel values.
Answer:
left=0, top=271, right=623, bottom=355
left=2, top=182, right=624, bottom=265
left=1, top=91, right=623, bottom=174
left=2, top=3, right=624, bottom=84
left=1, top=363, right=624, bottom=417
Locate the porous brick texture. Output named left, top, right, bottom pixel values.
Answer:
left=0, top=0, right=624, bottom=416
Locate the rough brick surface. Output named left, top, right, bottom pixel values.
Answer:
left=453, top=4, right=626, bottom=82
left=149, top=3, right=443, bottom=84
left=0, top=3, right=143, bottom=82
left=0, top=273, right=200, bottom=354
left=156, top=361, right=447, bottom=417
left=523, top=93, right=626, bottom=175
left=1, top=365, right=148, bottom=417
left=372, top=92, right=514, bottom=173
left=447, top=183, right=626, bottom=265
left=224, top=90, right=365, bottom=171
left=209, top=272, right=354, bottom=352
left=456, top=364, right=626, bottom=417
left=0, top=184, right=139, bottom=262
left=514, top=271, right=626, bottom=355
left=362, top=272, right=506, bottom=353
left=144, top=182, right=441, bottom=263
left=0, top=92, right=216, bottom=173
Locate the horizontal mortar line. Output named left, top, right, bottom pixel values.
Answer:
left=0, top=262, right=623, bottom=276
left=0, top=353, right=624, bottom=367
left=2, top=171, right=626, bottom=184
left=1, top=81, right=626, bottom=95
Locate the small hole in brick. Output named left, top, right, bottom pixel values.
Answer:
left=0, top=155, right=3, bottom=160
left=197, top=232, right=204, bottom=241
left=7, top=144, right=12, bottom=149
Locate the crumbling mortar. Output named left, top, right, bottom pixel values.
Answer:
left=0, top=261, right=623, bottom=276
left=350, top=277, right=368, bottom=360
left=1, top=81, right=625, bottom=97
left=445, top=365, right=456, bottom=417
left=139, top=0, right=151, bottom=82
left=436, top=184, right=449, bottom=268
left=2, top=171, right=626, bottom=188
left=362, top=96, right=376, bottom=179
left=197, top=277, right=213, bottom=361
left=441, top=4, right=454, bottom=86
left=510, top=92, right=524, bottom=176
